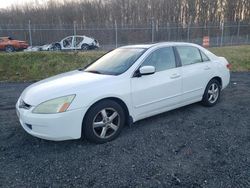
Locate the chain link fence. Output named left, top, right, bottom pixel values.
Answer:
left=0, top=21, right=249, bottom=50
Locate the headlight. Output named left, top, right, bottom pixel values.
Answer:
left=32, top=95, right=75, bottom=114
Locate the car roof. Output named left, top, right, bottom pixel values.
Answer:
left=65, top=35, right=88, bottom=38
left=119, top=42, right=201, bottom=49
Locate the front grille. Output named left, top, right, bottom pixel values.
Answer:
left=19, top=99, right=32, bottom=110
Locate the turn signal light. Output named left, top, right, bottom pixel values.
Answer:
left=227, top=64, right=232, bottom=70
left=59, top=103, right=70, bottom=113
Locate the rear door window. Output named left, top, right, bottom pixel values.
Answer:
left=176, top=46, right=202, bottom=66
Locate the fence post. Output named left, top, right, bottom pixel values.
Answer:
left=220, top=21, right=224, bottom=47
left=187, top=22, right=190, bottom=42
left=167, top=22, right=171, bottom=41
left=115, top=20, right=118, bottom=48
left=151, top=17, right=155, bottom=43
left=28, top=20, right=32, bottom=47
left=73, top=21, right=77, bottom=51
left=237, top=20, right=240, bottom=44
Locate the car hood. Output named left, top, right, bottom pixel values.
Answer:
left=21, top=70, right=113, bottom=106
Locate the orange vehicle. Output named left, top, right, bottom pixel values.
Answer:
left=0, top=37, right=29, bottom=52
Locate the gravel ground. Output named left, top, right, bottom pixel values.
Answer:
left=0, top=72, right=250, bottom=188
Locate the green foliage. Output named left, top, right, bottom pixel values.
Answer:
left=0, top=46, right=249, bottom=82
left=210, top=45, right=250, bottom=72
left=0, top=51, right=105, bottom=81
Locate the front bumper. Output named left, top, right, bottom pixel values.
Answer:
left=16, top=99, right=87, bottom=141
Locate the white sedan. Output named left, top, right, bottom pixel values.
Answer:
left=53, top=35, right=99, bottom=51
left=16, top=42, right=230, bottom=143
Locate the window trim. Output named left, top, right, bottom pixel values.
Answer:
left=132, top=46, right=178, bottom=77
left=199, top=49, right=210, bottom=62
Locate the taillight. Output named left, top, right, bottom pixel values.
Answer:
left=227, top=63, right=232, bottom=70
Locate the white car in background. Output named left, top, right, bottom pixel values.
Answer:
left=53, top=35, right=99, bottom=51
left=16, top=42, right=230, bottom=143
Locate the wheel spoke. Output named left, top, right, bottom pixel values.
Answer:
left=208, top=95, right=213, bottom=101
left=109, top=123, right=118, bottom=131
left=100, top=127, right=108, bottom=138
left=101, top=109, right=108, bottom=119
left=109, top=111, right=118, bottom=121
left=208, top=90, right=213, bottom=94
left=93, top=121, right=105, bottom=128
left=212, top=84, right=215, bottom=92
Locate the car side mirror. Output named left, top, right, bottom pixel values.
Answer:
left=139, top=66, right=156, bottom=76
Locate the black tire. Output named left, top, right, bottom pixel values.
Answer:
left=202, top=79, right=221, bottom=107
left=81, top=44, right=89, bottom=51
left=5, top=45, right=15, bottom=53
left=82, top=100, right=125, bottom=144
left=53, top=43, right=61, bottom=51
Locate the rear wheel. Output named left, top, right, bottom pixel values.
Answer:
left=82, top=100, right=125, bottom=144
left=202, top=79, right=221, bottom=107
left=5, top=45, right=15, bottom=53
left=81, top=44, right=89, bottom=51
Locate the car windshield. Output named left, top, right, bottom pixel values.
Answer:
left=84, top=48, right=145, bottom=75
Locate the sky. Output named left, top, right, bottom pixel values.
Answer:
left=0, top=0, right=48, bottom=9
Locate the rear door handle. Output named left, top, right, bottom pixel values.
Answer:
left=170, top=73, right=181, bottom=79
left=204, top=66, right=211, bottom=70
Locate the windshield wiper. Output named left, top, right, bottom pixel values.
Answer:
left=84, top=70, right=102, bottom=74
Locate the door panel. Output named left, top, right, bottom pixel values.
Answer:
left=175, top=46, right=214, bottom=102
left=74, top=37, right=84, bottom=49
left=181, top=62, right=213, bottom=101
left=131, top=67, right=182, bottom=118
left=131, top=47, right=182, bottom=118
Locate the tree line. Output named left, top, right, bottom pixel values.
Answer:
left=0, top=0, right=249, bottom=26
left=0, top=0, right=249, bottom=46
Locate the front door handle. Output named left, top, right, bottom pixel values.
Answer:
left=204, top=66, right=211, bottom=70
left=170, top=73, right=181, bottom=79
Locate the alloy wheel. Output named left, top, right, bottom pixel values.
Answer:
left=92, top=108, right=120, bottom=139
left=208, top=83, right=219, bottom=103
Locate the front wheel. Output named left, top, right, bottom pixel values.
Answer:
left=82, top=100, right=125, bottom=144
left=202, top=79, right=221, bottom=107
left=5, top=45, right=15, bottom=53
left=53, top=43, right=61, bottom=51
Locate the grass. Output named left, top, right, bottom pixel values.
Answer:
left=209, top=45, right=250, bottom=72
left=0, top=45, right=249, bottom=81
left=0, top=51, right=105, bottom=81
